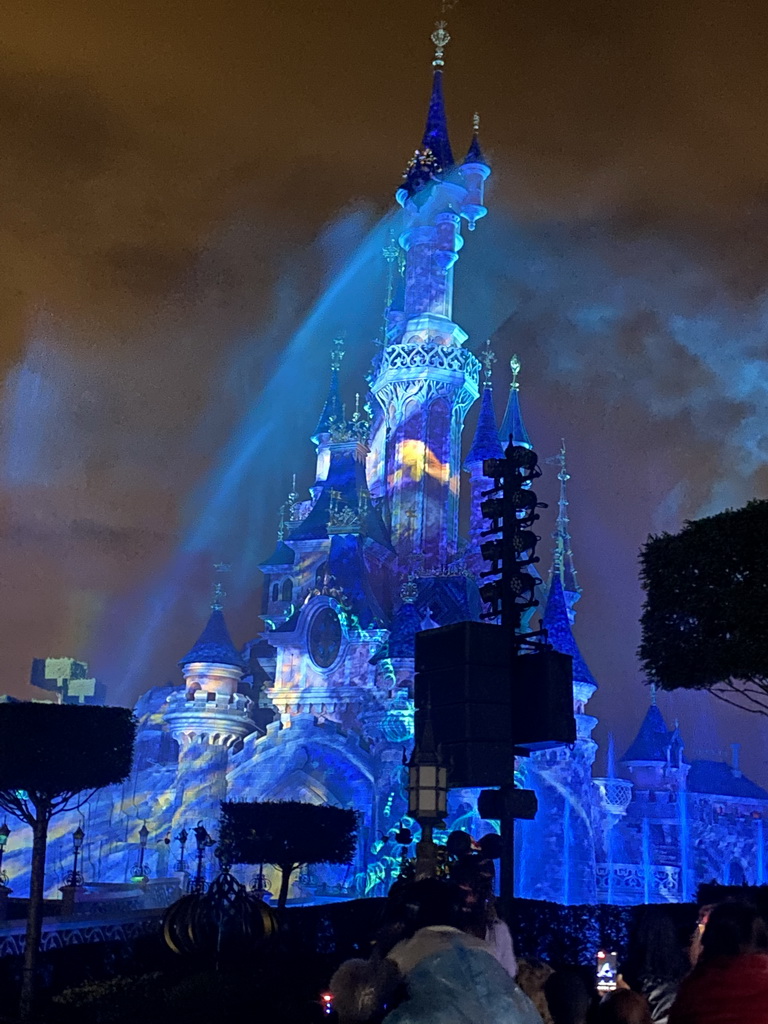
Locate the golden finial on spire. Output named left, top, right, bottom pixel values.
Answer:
left=287, top=473, right=298, bottom=506
left=352, top=393, right=361, bottom=422
left=510, top=354, right=521, bottom=391
left=277, top=506, right=286, bottom=542
left=480, top=339, right=496, bottom=388
left=557, top=438, right=569, bottom=482
left=473, top=111, right=480, bottom=135
left=330, top=336, right=345, bottom=372
left=382, top=233, right=399, bottom=267
left=431, top=19, right=451, bottom=67
left=211, top=562, right=231, bottom=611
left=380, top=232, right=402, bottom=344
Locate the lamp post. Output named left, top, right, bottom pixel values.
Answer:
left=0, top=821, right=11, bottom=887
left=189, top=822, right=214, bottom=893
left=131, top=823, right=150, bottom=881
left=408, top=717, right=448, bottom=880
left=175, top=827, right=189, bottom=872
left=66, top=825, right=85, bottom=888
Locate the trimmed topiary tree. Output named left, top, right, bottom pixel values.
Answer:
left=0, top=702, right=136, bottom=1017
left=639, top=499, right=768, bottom=715
left=219, top=800, right=358, bottom=909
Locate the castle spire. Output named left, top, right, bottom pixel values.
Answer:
left=542, top=575, right=598, bottom=707
left=178, top=577, right=245, bottom=671
left=311, top=338, right=345, bottom=445
left=464, top=111, right=486, bottom=166
left=549, top=440, right=581, bottom=618
left=499, top=354, right=533, bottom=450
left=400, top=19, right=455, bottom=198
left=423, top=21, right=454, bottom=167
left=373, top=11, right=486, bottom=568
left=464, top=341, right=504, bottom=467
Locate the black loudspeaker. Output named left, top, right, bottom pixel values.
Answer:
left=477, top=787, right=538, bottom=821
left=415, top=623, right=513, bottom=788
left=415, top=705, right=515, bottom=788
left=414, top=623, right=575, bottom=788
left=512, top=650, right=576, bottom=750
left=415, top=621, right=508, bottom=674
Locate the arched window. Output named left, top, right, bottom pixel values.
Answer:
left=271, top=583, right=279, bottom=602
left=281, top=578, right=293, bottom=603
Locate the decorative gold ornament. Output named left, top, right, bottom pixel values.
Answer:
left=431, top=19, right=451, bottom=66
left=510, top=354, right=521, bottom=391
left=480, top=339, right=496, bottom=387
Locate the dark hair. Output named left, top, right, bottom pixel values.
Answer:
left=700, top=901, right=768, bottom=961
left=450, top=853, right=495, bottom=890
left=622, top=906, right=688, bottom=986
left=595, top=990, right=652, bottom=1024
left=449, top=854, right=497, bottom=937
left=377, top=878, right=464, bottom=953
left=544, top=968, right=592, bottom=1024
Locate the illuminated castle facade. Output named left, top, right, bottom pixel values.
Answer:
left=7, top=23, right=768, bottom=906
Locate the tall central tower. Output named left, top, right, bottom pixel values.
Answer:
left=370, top=21, right=488, bottom=569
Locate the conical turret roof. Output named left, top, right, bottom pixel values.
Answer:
left=400, top=48, right=455, bottom=199
left=621, top=704, right=672, bottom=763
left=311, top=366, right=343, bottom=445
left=464, top=386, right=504, bottom=467
left=178, top=606, right=245, bottom=671
left=463, top=114, right=488, bottom=166
left=421, top=69, right=454, bottom=171
left=499, top=356, right=533, bottom=450
left=542, top=576, right=597, bottom=692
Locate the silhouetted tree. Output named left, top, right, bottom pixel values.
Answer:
left=219, top=800, right=358, bottom=909
left=0, top=703, right=135, bottom=1017
left=639, top=499, right=768, bottom=715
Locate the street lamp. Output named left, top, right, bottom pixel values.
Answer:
left=131, top=822, right=150, bottom=882
left=189, top=822, right=214, bottom=894
left=0, top=821, right=11, bottom=886
left=175, top=827, right=189, bottom=872
left=408, top=717, right=448, bottom=880
left=66, top=825, right=85, bottom=888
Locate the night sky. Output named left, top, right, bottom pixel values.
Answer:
left=3, top=0, right=768, bottom=783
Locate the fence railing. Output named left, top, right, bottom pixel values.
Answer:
left=595, top=862, right=680, bottom=904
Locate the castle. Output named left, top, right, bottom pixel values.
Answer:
left=6, top=21, right=768, bottom=907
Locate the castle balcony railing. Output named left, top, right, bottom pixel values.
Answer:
left=374, top=339, right=480, bottom=389
left=593, top=778, right=634, bottom=818
left=595, top=862, right=680, bottom=905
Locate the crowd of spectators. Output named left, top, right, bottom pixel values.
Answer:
left=328, top=854, right=768, bottom=1023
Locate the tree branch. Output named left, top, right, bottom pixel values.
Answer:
left=710, top=686, right=768, bottom=715
left=0, top=792, right=35, bottom=827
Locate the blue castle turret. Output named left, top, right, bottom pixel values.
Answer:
left=498, top=354, right=533, bottom=450
left=461, top=112, right=491, bottom=230
left=165, top=585, right=255, bottom=833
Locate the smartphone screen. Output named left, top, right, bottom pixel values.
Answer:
left=596, top=949, right=618, bottom=993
